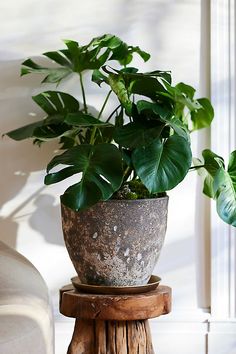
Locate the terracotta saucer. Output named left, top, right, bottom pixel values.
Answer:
left=71, top=275, right=161, bottom=295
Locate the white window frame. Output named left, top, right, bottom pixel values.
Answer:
left=210, top=0, right=236, bottom=320
left=208, top=1, right=236, bottom=352
left=151, top=2, right=236, bottom=353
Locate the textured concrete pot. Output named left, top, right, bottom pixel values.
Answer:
left=61, top=197, right=169, bottom=286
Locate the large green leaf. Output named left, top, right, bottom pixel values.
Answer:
left=203, top=174, right=215, bottom=198
left=5, top=90, right=80, bottom=141
left=106, top=70, right=169, bottom=114
left=110, top=45, right=150, bottom=65
left=145, top=70, right=172, bottom=84
left=6, top=91, right=108, bottom=143
left=45, top=144, right=123, bottom=210
left=193, top=155, right=215, bottom=198
left=5, top=121, right=44, bottom=141
left=175, top=82, right=196, bottom=99
left=191, top=98, right=214, bottom=130
left=91, top=34, right=151, bottom=65
left=32, top=91, right=80, bottom=116
left=121, top=71, right=167, bottom=100
left=103, top=67, right=166, bottom=104
left=114, top=121, right=165, bottom=148
left=92, top=69, right=108, bottom=86
left=132, top=135, right=192, bottom=193
left=89, top=34, right=136, bottom=67
left=136, top=100, right=170, bottom=119
left=136, top=100, right=189, bottom=140
left=21, top=59, right=72, bottom=83
left=164, top=82, right=201, bottom=111
left=21, top=35, right=150, bottom=85
left=28, top=91, right=82, bottom=141
left=89, top=34, right=123, bottom=49
left=92, top=126, right=115, bottom=144
left=64, top=39, right=111, bottom=72
left=213, top=151, right=236, bottom=226
left=33, top=123, right=71, bottom=141
left=64, top=112, right=112, bottom=127
left=194, top=149, right=224, bottom=198
left=157, top=82, right=202, bottom=124
left=43, top=51, right=72, bottom=67
left=195, top=149, right=236, bottom=226
left=21, top=39, right=109, bottom=84
left=202, top=149, right=224, bottom=176
left=164, top=117, right=190, bottom=141
left=61, top=180, right=103, bottom=210
left=172, top=83, right=201, bottom=111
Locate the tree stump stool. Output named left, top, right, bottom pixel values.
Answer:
left=60, top=284, right=171, bottom=354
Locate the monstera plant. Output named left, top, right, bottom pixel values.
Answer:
left=6, top=34, right=215, bottom=209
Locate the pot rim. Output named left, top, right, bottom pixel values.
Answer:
left=95, top=195, right=168, bottom=203
left=61, top=194, right=169, bottom=208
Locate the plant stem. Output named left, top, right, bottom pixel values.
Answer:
left=90, top=126, right=97, bottom=145
left=98, top=90, right=112, bottom=119
left=89, top=91, right=113, bottom=144
left=75, top=134, right=81, bottom=145
left=123, top=166, right=133, bottom=182
left=106, top=104, right=121, bottom=122
left=189, top=164, right=207, bottom=170
left=79, top=72, right=87, bottom=113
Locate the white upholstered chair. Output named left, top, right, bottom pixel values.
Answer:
left=0, top=241, right=54, bottom=354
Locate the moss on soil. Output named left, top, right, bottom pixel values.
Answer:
left=112, top=180, right=166, bottom=200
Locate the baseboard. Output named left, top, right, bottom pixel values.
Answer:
left=208, top=321, right=236, bottom=354
left=150, top=313, right=208, bottom=354
left=54, top=313, right=236, bottom=354
left=54, top=320, right=208, bottom=354
left=54, top=310, right=209, bottom=354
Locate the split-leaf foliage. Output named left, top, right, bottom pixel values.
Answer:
left=5, top=34, right=235, bottom=226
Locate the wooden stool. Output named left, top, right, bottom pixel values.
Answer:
left=60, top=284, right=171, bottom=354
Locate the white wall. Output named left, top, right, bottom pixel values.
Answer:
left=0, top=1, right=204, bottom=352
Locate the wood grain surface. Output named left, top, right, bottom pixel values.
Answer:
left=67, top=319, right=155, bottom=354
left=60, top=284, right=171, bottom=320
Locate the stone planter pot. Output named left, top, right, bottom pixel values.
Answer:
left=61, top=196, right=169, bottom=286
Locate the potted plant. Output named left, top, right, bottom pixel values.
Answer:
left=6, top=34, right=230, bottom=286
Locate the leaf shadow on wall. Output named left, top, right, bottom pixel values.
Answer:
left=0, top=59, right=62, bottom=248
left=28, top=194, right=64, bottom=246
left=0, top=149, right=64, bottom=249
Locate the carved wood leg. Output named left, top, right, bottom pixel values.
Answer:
left=67, top=318, right=155, bottom=354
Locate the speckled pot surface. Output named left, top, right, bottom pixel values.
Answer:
left=61, top=197, right=169, bottom=286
